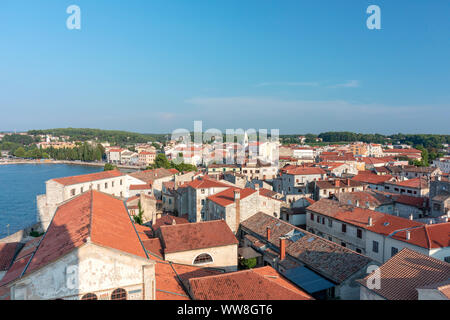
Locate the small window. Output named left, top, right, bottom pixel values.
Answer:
left=97, top=184, right=100, bottom=190
left=112, top=181, right=115, bottom=187
left=193, top=253, right=213, bottom=265
left=120, top=179, right=123, bottom=185
left=357, top=229, right=362, bottom=239
left=373, top=240, right=379, bottom=253
left=81, top=293, right=97, bottom=300
left=105, top=183, right=108, bottom=189
left=80, top=187, right=84, bottom=193
left=341, top=223, right=347, bottom=233
left=317, top=215, right=320, bottom=223
left=356, top=248, right=362, bottom=254
left=201, top=189, right=205, bottom=194
left=310, top=213, right=314, bottom=221
left=341, top=242, right=346, bottom=247
left=71, top=189, right=76, bottom=196
left=111, top=288, right=127, bottom=300
left=391, top=247, right=398, bottom=257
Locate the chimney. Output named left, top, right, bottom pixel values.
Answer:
left=355, top=200, right=360, bottom=207
left=266, top=227, right=271, bottom=241
left=406, top=230, right=411, bottom=240
left=279, top=237, right=286, bottom=260
left=409, top=214, right=413, bottom=220
left=335, top=180, right=340, bottom=187
left=254, top=184, right=260, bottom=191
left=235, top=190, right=241, bottom=232
left=172, top=219, right=176, bottom=225
left=368, top=216, right=373, bottom=226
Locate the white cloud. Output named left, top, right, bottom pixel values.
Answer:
left=254, top=81, right=319, bottom=87
left=329, top=80, right=360, bottom=88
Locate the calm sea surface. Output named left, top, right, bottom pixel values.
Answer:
left=0, top=164, right=102, bottom=238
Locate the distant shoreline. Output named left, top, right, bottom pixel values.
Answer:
left=0, top=159, right=142, bottom=171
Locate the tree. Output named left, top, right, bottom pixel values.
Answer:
left=239, top=257, right=257, bottom=269
left=133, top=200, right=144, bottom=225
left=104, top=163, right=117, bottom=171
left=153, top=153, right=171, bottom=169
left=14, top=147, right=26, bottom=158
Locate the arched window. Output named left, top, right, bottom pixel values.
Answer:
left=193, top=253, right=213, bottom=265
left=81, top=293, right=98, bottom=300
left=111, top=288, right=127, bottom=300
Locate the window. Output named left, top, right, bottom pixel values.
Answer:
left=310, top=213, right=314, bottom=221
left=317, top=215, right=320, bottom=223
left=357, top=229, right=362, bottom=239
left=120, top=179, right=123, bottom=185
left=341, top=224, right=347, bottom=233
left=341, top=242, right=346, bottom=247
left=201, top=199, right=205, bottom=205
left=193, top=253, right=213, bottom=265
left=328, top=219, right=332, bottom=227
left=444, top=256, right=450, bottom=263
left=321, top=217, right=325, bottom=225
left=112, top=181, right=115, bottom=187
left=391, top=247, right=398, bottom=257
left=80, top=187, right=84, bottom=193
left=201, top=189, right=205, bottom=194
left=97, top=184, right=100, bottom=190
left=105, top=183, right=108, bottom=189
left=111, top=288, right=127, bottom=300
left=71, top=189, right=75, bottom=196
left=81, top=293, right=97, bottom=300
left=372, top=240, right=379, bottom=253
left=356, top=248, right=362, bottom=254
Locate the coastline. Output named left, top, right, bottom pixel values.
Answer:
left=0, top=159, right=143, bottom=171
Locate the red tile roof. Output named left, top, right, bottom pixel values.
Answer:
left=151, top=215, right=189, bottom=233
left=307, top=199, right=423, bottom=237
left=52, top=170, right=124, bottom=186
left=0, top=242, right=21, bottom=271
left=393, top=195, right=427, bottom=208
left=25, top=190, right=147, bottom=276
left=352, top=173, right=394, bottom=185
left=391, top=222, right=450, bottom=249
left=207, top=187, right=257, bottom=207
left=284, top=166, right=326, bottom=176
left=129, top=184, right=152, bottom=190
left=187, top=177, right=230, bottom=189
left=358, top=248, right=450, bottom=300
left=189, top=266, right=313, bottom=300
left=389, top=177, right=428, bottom=189
left=160, top=220, right=238, bottom=254
left=155, top=261, right=222, bottom=300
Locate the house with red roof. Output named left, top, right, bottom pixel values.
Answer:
left=306, top=199, right=450, bottom=263
left=159, top=220, right=239, bottom=272
left=273, top=165, right=327, bottom=203
left=204, top=187, right=281, bottom=233
left=1, top=190, right=157, bottom=300
left=36, top=170, right=129, bottom=231
left=384, top=177, right=429, bottom=198
left=188, top=266, right=314, bottom=300
left=358, top=248, right=450, bottom=300
left=184, top=177, right=231, bottom=223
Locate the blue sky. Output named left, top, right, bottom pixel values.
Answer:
left=0, top=0, right=449, bottom=134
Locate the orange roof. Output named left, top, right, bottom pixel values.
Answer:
left=129, top=183, right=152, bottom=190
left=151, top=215, right=189, bottom=233
left=155, top=261, right=222, bottom=300
left=358, top=248, right=450, bottom=300
left=307, top=199, right=423, bottom=237
left=160, top=220, right=238, bottom=254
left=52, top=170, right=124, bottom=186
left=352, top=173, right=394, bottom=185
left=187, top=177, right=230, bottom=189
left=189, top=266, right=313, bottom=300
left=0, top=242, right=21, bottom=271
left=391, top=222, right=450, bottom=249
left=207, top=187, right=257, bottom=207
left=284, top=166, right=326, bottom=176
left=25, top=190, right=147, bottom=276
left=389, top=177, right=428, bottom=189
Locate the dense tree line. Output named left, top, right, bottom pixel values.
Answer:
left=11, top=143, right=105, bottom=161
left=27, top=128, right=168, bottom=147
left=146, top=154, right=197, bottom=172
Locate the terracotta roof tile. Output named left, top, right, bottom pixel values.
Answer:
left=189, top=267, right=313, bottom=300
left=52, top=170, right=124, bottom=186
left=0, top=242, right=21, bottom=271
left=160, top=220, right=238, bottom=254
left=358, top=248, right=450, bottom=300
left=207, top=187, right=257, bottom=207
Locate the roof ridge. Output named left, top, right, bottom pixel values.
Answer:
left=87, top=190, right=94, bottom=241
